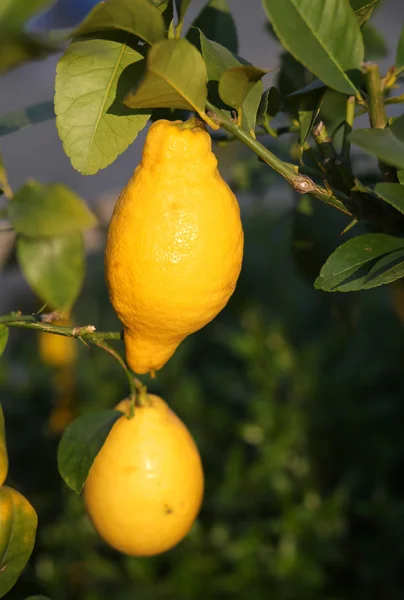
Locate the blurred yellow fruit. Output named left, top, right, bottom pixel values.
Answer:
left=38, top=320, right=77, bottom=368
left=84, top=395, right=204, bottom=556
left=105, top=118, right=243, bottom=374
left=0, top=405, right=8, bottom=487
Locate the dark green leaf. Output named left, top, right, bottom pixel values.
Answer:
left=298, top=88, right=325, bottom=147
left=188, top=0, right=238, bottom=53
left=350, top=114, right=404, bottom=170
left=397, top=170, right=404, bottom=184
left=277, top=51, right=315, bottom=118
left=362, top=22, right=388, bottom=60
left=0, top=326, right=9, bottom=358
left=55, top=33, right=150, bottom=175
left=0, top=33, right=59, bottom=74
left=374, top=183, right=404, bottom=215
left=314, top=233, right=404, bottom=292
left=349, top=0, right=380, bottom=26
left=25, top=597, right=51, bottom=600
left=57, top=410, right=122, bottom=493
left=396, top=25, right=404, bottom=68
left=8, top=181, right=97, bottom=237
left=262, top=0, right=364, bottom=94
left=0, top=102, right=55, bottom=138
left=74, top=0, right=165, bottom=45
left=17, top=233, right=84, bottom=312
left=124, top=38, right=208, bottom=118
left=320, top=89, right=349, bottom=137
left=0, top=0, right=55, bottom=32
left=257, top=87, right=281, bottom=125
left=0, top=487, right=38, bottom=599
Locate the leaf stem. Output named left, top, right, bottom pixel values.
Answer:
left=342, top=96, right=355, bottom=162
left=365, top=63, right=397, bottom=182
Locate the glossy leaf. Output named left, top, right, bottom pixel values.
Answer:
left=0, top=403, right=8, bottom=487
left=396, top=25, right=404, bottom=68
left=314, top=233, right=404, bottom=292
left=350, top=114, right=404, bottom=170
left=0, top=326, right=9, bottom=358
left=188, top=0, right=238, bottom=53
left=74, top=0, right=165, bottom=45
left=17, top=233, right=84, bottom=312
left=0, top=487, right=38, bottom=599
left=0, top=102, right=54, bottom=138
left=124, top=38, right=208, bottom=118
left=0, top=0, right=55, bottom=31
left=55, top=33, right=150, bottom=175
left=8, top=181, right=97, bottom=237
left=374, top=183, right=404, bottom=215
left=58, top=410, right=122, bottom=493
left=262, top=0, right=364, bottom=94
left=362, top=22, right=388, bottom=60
left=349, top=0, right=380, bottom=26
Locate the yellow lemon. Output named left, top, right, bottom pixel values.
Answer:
left=0, top=405, right=7, bottom=487
left=105, top=119, right=244, bottom=374
left=84, top=395, right=204, bottom=556
left=38, top=320, right=77, bottom=368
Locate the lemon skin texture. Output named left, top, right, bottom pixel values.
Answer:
left=105, top=119, right=244, bottom=374
left=83, top=395, right=204, bottom=557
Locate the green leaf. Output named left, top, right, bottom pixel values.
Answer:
left=188, top=0, right=238, bottom=53
left=124, top=38, right=208, bottom=118
left=8, top=181, right=97, bottom=237
left=175, top=0, right=192, bottom=26
left=362, top=22, right=388, bottom=60
left=0, top=102, right=55, bottom=138
left=25, top=597, right=51, bottom=600
left=0, top=33, right=59, bottom=74
left=0, top=402, right=8, bottom=486
left=374, top=183, right=404, bottom=215
left=0, top=487, right=38, bottom=599
left=320, top=89, right=350, bottom=138
left=262, top=0, right=364, bottom=94
left=349, top=0, right=380, bottom=26
left=298, top=88, right=325, bottom=147
left=396, top=25, right=404, bottom=68
left=17, top=233, right=85, bottom=312
left=219, top=66, right=266, bottom=131
left=0, top=326, right=9, bottom=358
left=257, top=87, right=281, bottom=125
left=57, top=410, right=122, bottom=493
left=200, top=32, right=240, bottom=82
left=219, top=66, right=267, bottom=109
left=55, top=33, right=150, bottom=176
left=74, top=0, right=165, bottom=45
left=0, top=0, right=55, bottom=32
left=397, top=170, right=404, bottom=184
left=314, top=233, right=404, bottom=292
left=350, top=114, right=404, bottom=170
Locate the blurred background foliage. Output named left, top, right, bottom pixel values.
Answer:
left=3, top=152, right=404, bottom=598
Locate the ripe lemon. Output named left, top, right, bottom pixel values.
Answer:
left=38, top=320, right=77, bottom=368
left=84, top=395, right=204, bottom=556
left=105, top=118, right=244, bottom=374
left=0, top=405, right=8, bottom=487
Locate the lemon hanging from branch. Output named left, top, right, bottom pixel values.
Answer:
left=105, top=118, right=244, bottom=374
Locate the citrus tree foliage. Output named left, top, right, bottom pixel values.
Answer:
left=1, top=0, right=404, bottom=597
